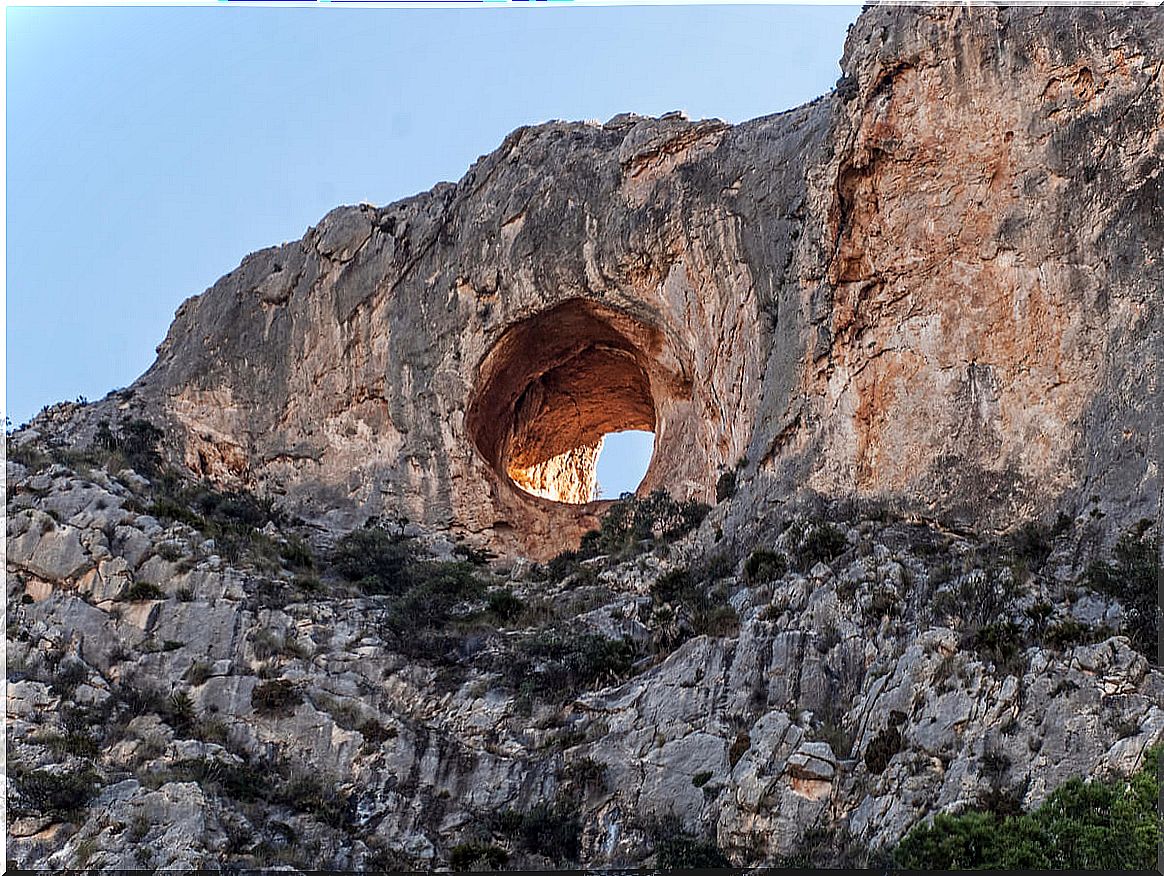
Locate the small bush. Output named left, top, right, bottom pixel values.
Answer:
left=968, top=621, right=1026, bottom=676
left=650, top=567, right=738, bottom=642
left=186, top=661, right=213, bottom=686
left=691, top=770, right=713, bottom=788
left=450, top=842, right=508, bottom=872
left=1084, top=519, right=1159, bottom=658
left=656, top=834, right=731, bottom=870
left=123, top=580, right=165, bottom=601
left=504, top=630, right=638, bottom=705
left=42, top=732, right=100, bottom=759
left=332, top=524, right=415, bottom=594
left=561, top=756, right=607, bottom=794
left=744, top=548, right=787, bottom=584
left=729, top=731, right=751, bottom=768
left=792, top=522, right=849, bottom=572
left=494, top=803, right=581, bottom=864
left=893, top=747, right=1161, bottom=870
left=381, top=560, right=485, bottom=656
left=279, top=536, right=315, bottom=571
left=578, top=490, right=709, bottom=559
left=715, top=470, right=737, bottom=503
left=251, top=680, right=302, bottom=716
left=487, top=587, right=525, bottom=624
left=1043, top=618, right=1105, bottom=650
left=10, top=763, right=101, bottom=819
left=50, top=659, right=88, bottom=695
left=864, top=712, right=905, bottom=775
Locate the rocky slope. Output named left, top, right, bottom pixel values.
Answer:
left=5, top=454, right=1161, bottom=869
left=6, top=2, right=1162, bottom=871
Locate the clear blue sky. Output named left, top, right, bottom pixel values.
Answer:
left=7, top=4, right=859, bottom=493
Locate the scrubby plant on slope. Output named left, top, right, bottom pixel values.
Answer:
left=893, top=747, right=1161, bottom=870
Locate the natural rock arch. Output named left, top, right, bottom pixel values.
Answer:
left=467, top=299, right=689, bottom=504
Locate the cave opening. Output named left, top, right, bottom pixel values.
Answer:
left=595, top=429, right=655, bottom=499
left=468, top=300, right=681, bottom=506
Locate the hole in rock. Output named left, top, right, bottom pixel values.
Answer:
left=468, top=301, right=683, bottom=506
left=596, top=430, right=655, bottom=499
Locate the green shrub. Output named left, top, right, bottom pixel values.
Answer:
left=968, top=621, right=1026, bottom=676
left=894, top=747, right=1161, bottom=870
left=279, top=536, right=315, bottom=571
left=251, top=680, right=302, bottom=716
left=691, top=770, right=713, bottom=788
left=864, top=712, right=905, bottom=774
left=504, top=630, right=638, bottom=704
left=1007, top=520, right=1055, bottom=569
left=271, top=772, right=349, bottom=829
left=744, top=548, right=787, bottom=584
left=487, top=587, right=525, bottom=624
left=10, top=763, right=101, bottom=819
left=494, top=802, right=581, bottom=864
left=650, top=567, right=738, bottom=641
left=715, top=470, right=737, bottom=503
left=655, top=834, right=731, bottom=870
left=1084, top=519, right=1159, bottom=658
left=42, top=731, right=100, bottom=759
left=450, top=842, right=509, bottom=871
left=331, top=524, right=416, bottom=594
left=123, top=580, right=165, bottom=601
left=1043, top=618, right=1109, bottom=650
left=453, top=542, right=494, bottom=566
left=578, top=490, right=709, bottom=559
left=50, top=659, right=88, bottom=695
left=792, top=522, right=849, bottom=572
left=560, top=756, right=607, bottom=794
left=381, top=560, right=484, bottom=654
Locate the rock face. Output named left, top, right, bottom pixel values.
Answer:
left=37, top=4, right=1160, bottom=559
left=7, top=4, right=1163, bottom=872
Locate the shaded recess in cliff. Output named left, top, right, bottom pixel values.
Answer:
left=467, top=300, right=681, bottom=505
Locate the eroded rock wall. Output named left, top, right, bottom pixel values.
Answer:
left=33, top=6, right=1162, bottom=558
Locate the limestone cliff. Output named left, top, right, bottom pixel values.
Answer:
left=6, top=4, right=1163, bottom=872
left=29, top=4, right=1160, bottom=560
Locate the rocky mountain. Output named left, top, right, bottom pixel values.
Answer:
left=6, top=3, right=1162, bottom=871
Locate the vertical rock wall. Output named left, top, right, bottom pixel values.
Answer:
left=45, top=4, right=1161, bottom=558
